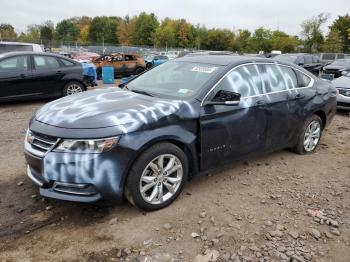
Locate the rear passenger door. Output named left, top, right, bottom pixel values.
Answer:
left=31, top=55, right=63, bottom=97
left=261, top=64, right=299, bottom=150
left=0, top=55, right=33, bottom=100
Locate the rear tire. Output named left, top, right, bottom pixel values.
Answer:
left=135, top=67, right=144, bottom=75
left=293, top=115, right=323, bottom=155
left=125, top=143, right=188, bottom=211
left=63, top=81, right=85, bottom=96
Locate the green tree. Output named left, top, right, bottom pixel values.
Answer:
left=0, top=24, right=17, bottom=40
left=133, top=12, right=159, bottom=46
left=301, top=13, right=330, bottom=52
left=17, top=25, right=40, bottom=43
left=322, top=31, right=344, bottom=52
left=40, top=21, right=54, bottom=46
left=55, top=19, right=79, bottom=43
left=329, top=14, right=350, bottom=52
left=234, top=29, right=252, bottom=53
left=154, top=18, right=177, bottom=48
left=89, top=16, right=120, bottom=44
left=271, top=30, right=299, bottom=53
left=249, top=28, right=273, bottom=53
left=202, top=28, right=234, bottom=51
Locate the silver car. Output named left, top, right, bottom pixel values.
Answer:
left=333, top=71, right=350, bottom=110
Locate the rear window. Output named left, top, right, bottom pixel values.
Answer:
left=312, top=56, right=320, bottom=63
left=61, top=59, right=75, bottom=66
left=337, top=54, right=345, bottom=59
left=304, top=56, right=313, bottom=64
left=0, top=44, right=33, bottom=54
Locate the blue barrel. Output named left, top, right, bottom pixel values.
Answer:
left=102, top=66, right=114, bottom=84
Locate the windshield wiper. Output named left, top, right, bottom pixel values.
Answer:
left=130, top=89, right=154, bottom=97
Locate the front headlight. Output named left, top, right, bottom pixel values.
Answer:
left=53, top=137, right=119, bottom=153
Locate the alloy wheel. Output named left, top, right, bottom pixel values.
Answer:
left=139, top=154, right=183, bottom=205
left=303, top=120, right=321, bottom=152
left=66, top=84, right=83, bottom=95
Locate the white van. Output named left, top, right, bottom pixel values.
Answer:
left=0, top=41, right=44, bottom=54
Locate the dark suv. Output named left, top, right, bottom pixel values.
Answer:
left=0, top=52, right=95, bottom=102
left=273, top=54, right=322, bottom=76
left=24, top=56, right=337, bottom=211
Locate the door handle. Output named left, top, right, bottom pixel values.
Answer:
left=295, top=93, right=305, bottom=99
left=255, top=100, right=267, bottom=107
left=19, top=73, right=27, bottom=78
left=56, top=70, right=62, bottom=74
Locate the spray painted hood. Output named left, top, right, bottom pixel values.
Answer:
left=34, top=88, right=195, bottom=134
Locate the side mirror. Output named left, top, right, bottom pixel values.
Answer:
left=205, top=90, right=241, bottom=106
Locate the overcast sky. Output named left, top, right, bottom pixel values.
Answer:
left=1, top=0, right=348, bottom=36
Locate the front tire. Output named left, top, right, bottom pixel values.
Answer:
left=63, top=81, right=85, bottom=96
left=293, top=115, right=323, bottom=154
left=125, top=143, right=188, bottom=211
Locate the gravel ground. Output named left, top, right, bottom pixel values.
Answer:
left=0, top=97, right=349, bottom=262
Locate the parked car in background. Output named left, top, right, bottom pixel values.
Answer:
left=0, top=41, right=44, bottom=54
left=273, top=54, right=322, bottom=76
left=323, top=59, right=350, bottom=78
left=319, top=53, right=346, bottom=65
left=0, top=52, right=96, bottom=102
left=24, top=55, right=336, bottom=211
left=93, top=53, right=146, bottom=79
left=332, top=71, right=350, bottom=110
left=145, top=55, right=169, bottom=69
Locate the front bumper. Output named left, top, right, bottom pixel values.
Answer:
left=337, top=94, right=350, bottom=110
left=24, top=134, right=134, bottom=203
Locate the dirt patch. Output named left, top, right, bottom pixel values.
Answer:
left=0, top=101, right=349, bottom=261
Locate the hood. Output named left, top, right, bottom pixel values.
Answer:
left=324, top=65, right=348, bottom=71
left=34, top=88, right=190, bottom=134
left=332, top=76, right=350, bottom=89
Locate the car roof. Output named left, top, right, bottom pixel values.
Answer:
left=0, top=51, right=74, bottom=60
left=175, top=55, right=274, bottom=66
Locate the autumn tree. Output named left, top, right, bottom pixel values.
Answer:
left=0, top=24, right=17, bottom=40
left=117, top=16, right=136, bottom=45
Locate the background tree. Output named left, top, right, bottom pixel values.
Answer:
left=322, top=31, right=344, bottom=52
left=301, top=13, right=330, bottom=52
left=117, top=16, right=136, bottom=45
left=154, top=18, right=177, bottom=48
left=329, top=14, right=350, bottom=52
left=234, top=29, right=252, bottom=53
left=17, top=25, right=40, bottom=42
left=40, top=21, right=54, bottom=47
left=55, top=19, right=79, bottom=43
left=133, top=12, right=159, bottom=46
left=0, top=24, right=17, bottom=40
left=271, top=30, right=299, bottom=53
left=249, top=27, right=273, bottom=53
left=202, top=28, right=235, bottom=51
left=89, top=16, right=120, bottom=44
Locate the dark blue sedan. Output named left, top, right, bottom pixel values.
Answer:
left=24, top=55, right=337, bottom=211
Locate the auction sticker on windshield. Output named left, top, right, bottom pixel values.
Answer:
left=191, top=66, right=217, bottom=73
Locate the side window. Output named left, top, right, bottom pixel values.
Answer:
left=125, top=55, right=135, bottom=61
left=337, top=54, right=345, bottom=59
left=61, top=59, right=75, bottom=66
left=34, top=56, right=60, bottom=70
left=295, top=56, right=304, bottom=65
left=263, top=64, right=288, bottom=92
left=0, top=56, right=28, bottom=72
left=278, top=66, right=298, bottom=89
left=312, top=56, right=320, bottom=63
left=213, top=64, right=264, bottom=98
left=304, top=56, right=313, bottom=64
left=294, top=70, right=312, bottom=87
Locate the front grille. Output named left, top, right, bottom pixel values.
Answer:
left=338, top=88, right=350, bottom=97
left=25, top=131, right=60, bottom=157
left=337, top=102, right=350, bottom=107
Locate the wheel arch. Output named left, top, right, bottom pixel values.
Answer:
left=121, top=136, right=199, bottom=190
left=313, top=110, right=327, bottom=129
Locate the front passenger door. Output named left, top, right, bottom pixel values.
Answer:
left=0, top=55, right=33, bottom=100
left=200, top=64, right=269, bottom=171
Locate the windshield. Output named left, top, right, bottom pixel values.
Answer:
left=128, top=61, right=222, bottom=99
left=273, top=55, right=297, bottom=63
left=331, top=59, right=350, bottom=66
